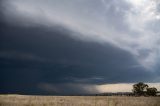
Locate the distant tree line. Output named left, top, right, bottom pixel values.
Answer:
left=132, top=82, right=158, bottom=96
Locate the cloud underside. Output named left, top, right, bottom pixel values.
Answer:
left=0, top=0, right=160, bottom=94
left=0, top=25, right=159, bottom=94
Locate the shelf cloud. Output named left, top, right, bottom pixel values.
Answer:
left=0, top=0, right=160, bottom=94
left=1, top=0, right=160, bottom=70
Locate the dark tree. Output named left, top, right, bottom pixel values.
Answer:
left=132, top=82, right=148, bottom=96
left=146, top=87, right=157, bottom=96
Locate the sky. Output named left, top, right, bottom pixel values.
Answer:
left=0, top=0, right=160, bottom=95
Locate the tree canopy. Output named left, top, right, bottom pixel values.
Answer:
left=146, top=87, right=157, bottom=96
left=133, top=82, right=148, bottom=96
left=132, top=82, right=158, bottom=96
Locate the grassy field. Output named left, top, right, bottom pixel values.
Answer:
left=0, top=95, right=160, bottom=106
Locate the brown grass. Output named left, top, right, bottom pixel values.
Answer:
left=0, top=94, right=160, bottom=106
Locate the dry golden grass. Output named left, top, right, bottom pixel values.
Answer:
left=0, top=94, right=160, bottom=106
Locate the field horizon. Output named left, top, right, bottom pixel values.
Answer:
left=0, top=94, right=160, bottom=106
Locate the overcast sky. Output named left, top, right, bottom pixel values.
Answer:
left=0, top=0, right=160, bottom=95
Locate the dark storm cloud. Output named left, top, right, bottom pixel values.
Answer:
left=0, top=22, right=156, bottom=94
left=1, top=0, right=160, bottom=70
left=0, top=0, right=160, bottom=94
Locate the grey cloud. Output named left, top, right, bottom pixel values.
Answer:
left=38, top=83, right=98, bottom=95
left=1, top=0, right=160, bottom=70
left=102, top=0, right=131, bottom=32
left=0, top=24, right=159, bottom=94
left=0, top=51, right=50, bottom=62
left=0, top=0, right=160, bottom=95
